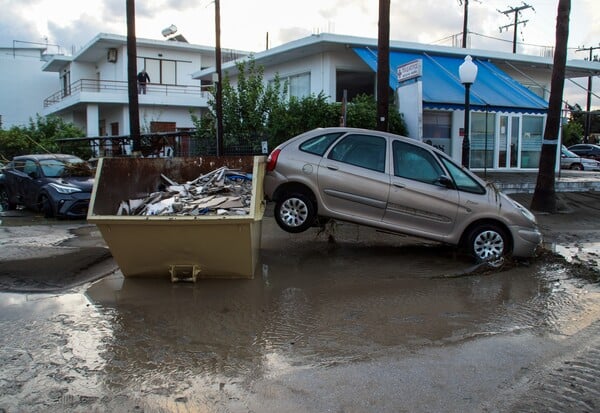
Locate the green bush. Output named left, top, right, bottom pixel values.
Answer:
left=0, top=115, right=86, bottom=161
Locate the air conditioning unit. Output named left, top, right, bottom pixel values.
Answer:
left=107, top=48, right=118, bottom=63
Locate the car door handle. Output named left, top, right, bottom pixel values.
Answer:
left=326, top=164, right=339, bottom=171
left=393, top=183, right=406, bottom=189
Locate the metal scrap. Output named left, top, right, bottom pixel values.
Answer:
left=116, top=166, right=253, bottom=216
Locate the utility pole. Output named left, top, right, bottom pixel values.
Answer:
left=126, top=0, right=141, bottom=153
left=376, top=0, right=390, bottom=132
left=498, top=3, right=533, bottom=53
left=576, top=45, right=600, bottom=142
left=215, top=0, right=224, bottom=156
left=460, top=0, right=469, bottom=48
left=377, top=0, right=390, bottom=132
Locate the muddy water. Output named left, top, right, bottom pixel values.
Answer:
left=1, top=222, right=599, bottom=412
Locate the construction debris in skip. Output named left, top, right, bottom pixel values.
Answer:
left=116, top=166, right=253, bottom=216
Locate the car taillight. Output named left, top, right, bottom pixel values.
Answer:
left=266, top=148, right=281, bottom=172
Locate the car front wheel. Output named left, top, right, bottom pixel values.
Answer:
left=569, top=163, right=584, bottom=171
left=40, top=194, right=55, bottom=218
left=467, top=224, right=509, bottom=263
left=0, top=186, right=16, bottom=211
left=274, top=192, right=316, bottom=233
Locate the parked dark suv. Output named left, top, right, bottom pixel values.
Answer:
left=0, top=154, right=94, bottom=218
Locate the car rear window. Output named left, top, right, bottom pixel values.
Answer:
left=299, top=133, right=343, bottom=156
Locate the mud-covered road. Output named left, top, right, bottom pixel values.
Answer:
left=1, top=193, right=599, bottom=412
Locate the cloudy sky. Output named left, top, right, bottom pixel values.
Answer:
left=1, top=0, right=598, bottom=106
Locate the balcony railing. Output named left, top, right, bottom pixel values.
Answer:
left=44, top=79, right=210, bottom=108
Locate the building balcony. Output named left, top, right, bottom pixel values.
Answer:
left=43, top=79, right=211, bottom=112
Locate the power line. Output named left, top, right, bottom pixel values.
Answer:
left=575, top=45, right=600, bottom=141
left=498, top=2, right=534, bottom=53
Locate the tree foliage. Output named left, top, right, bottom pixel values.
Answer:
left=0, top=115, right=86, bottom=162
left=567, top=104, right=600, bottom=143
left=561, top=118, right=583, bottom=147
left=192, top=57, right=408, bottom=153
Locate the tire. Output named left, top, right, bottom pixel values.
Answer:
left=40, top=194, right=55, bottom=218
left=466, top=223, right=509, bottom=263
left=274, top=192, right=316, bottom=233
left=0, top=186, right=16, bottom=211
left=570, top=163, right=584, bottom=171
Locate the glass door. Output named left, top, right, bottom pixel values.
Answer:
left=499, top=116, right=508, bottom=168
left=498, top=115, right=521, bottom=169
left=510, top=116, right=520, bottom=168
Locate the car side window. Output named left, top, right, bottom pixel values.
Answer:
left=299, top=133, right=343, bottom=156
left=12, top=160, right=24, bottom=173
left=23, top=160, right=37, bottom=176
left=393, top=140, right=443, bottom=184
left=439, top=156, right=485, bottom=194
left=328, top=134, right=386, bottom=172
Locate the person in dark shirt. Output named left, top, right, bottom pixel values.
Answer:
left=137, top=69, right=150, bottom=94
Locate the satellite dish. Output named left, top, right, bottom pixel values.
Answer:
left=161, top=24, right=178, bottom=38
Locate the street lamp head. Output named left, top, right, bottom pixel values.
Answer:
left=459, top=55, right=478, bottom=85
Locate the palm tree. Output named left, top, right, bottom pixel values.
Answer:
left=531, top=0, right=571, bottom=212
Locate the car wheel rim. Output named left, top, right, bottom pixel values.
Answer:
left=473, top=230, right=504, bottom=261
left=280, top=197, right=308, bottom=228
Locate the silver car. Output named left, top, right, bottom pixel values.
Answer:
left=264, top=127, right=542, bottom=262
left=560, top=145, right=600, bottom=171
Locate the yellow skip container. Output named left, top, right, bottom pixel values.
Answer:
left=87, top=156, right=266, bottom=280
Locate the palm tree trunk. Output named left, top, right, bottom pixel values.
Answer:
left=531, top=0, right=570, bottom=212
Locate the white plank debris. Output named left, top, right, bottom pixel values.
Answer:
left=116, top=166, right=253, bottom=216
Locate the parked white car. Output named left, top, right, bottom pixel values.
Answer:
left=561, top=146, right=600, bottom=171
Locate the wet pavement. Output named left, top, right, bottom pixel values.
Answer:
left=1, top=188, right=600, bottom=412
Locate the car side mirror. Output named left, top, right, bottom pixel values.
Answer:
left=28, top=171, right=38, bottom=179
left=437, top=175, right=455, bottom=189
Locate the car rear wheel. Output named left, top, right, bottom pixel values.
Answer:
left=40, top=194, right=55, bottom=218
left=274, top=192, right=316, bottom=233
left=0, top=186, right=17, bottom=211
left=467, top=223, right=508, bottom=263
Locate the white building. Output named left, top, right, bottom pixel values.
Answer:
left=0, top=44, right=58, bottom=129
left=193, top=33, right=600, bottom=171
left=41, top=33, right=248, bottom=144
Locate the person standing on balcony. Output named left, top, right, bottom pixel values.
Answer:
left=137, top=69, right=150, bottom=94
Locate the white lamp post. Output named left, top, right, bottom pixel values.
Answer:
left=459, top=55, right=478, bottom=168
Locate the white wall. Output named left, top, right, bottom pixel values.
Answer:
left=139, top=106, right=196, bottom=132
left=397, top=81, right=423, bottom=140
left=0, top=49, right=58, bottom=128
left=251, top=49, right=370, bottom=102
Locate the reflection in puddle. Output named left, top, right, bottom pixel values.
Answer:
left=1, top=239, right=599, bottom=411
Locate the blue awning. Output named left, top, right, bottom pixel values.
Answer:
left=353, top=48, right=548, bottom=114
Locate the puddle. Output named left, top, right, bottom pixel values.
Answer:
left=551, top=241, right=600, bottom=265
left=1, top=218, right=600, bottom=411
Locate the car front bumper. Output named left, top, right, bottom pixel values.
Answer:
left=511, top=226, right=543, bottom=258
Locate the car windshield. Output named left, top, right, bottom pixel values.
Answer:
left=40, top=158, right=84, bottom=178
left=562, top=146, right=579, bottom=157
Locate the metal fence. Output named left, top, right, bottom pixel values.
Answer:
left=44, top=79, right=209, bottom=108
left=56, top=131, right=267, bottom=159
